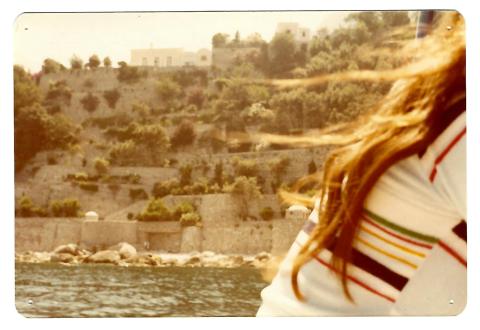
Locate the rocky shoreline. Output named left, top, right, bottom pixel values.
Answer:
left=15, top=243, right=275, bottom=269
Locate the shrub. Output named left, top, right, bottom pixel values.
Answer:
left=152, top=178, right=180, bottom=198
left=15, top=196, right=49, bottom=218
left=87, top=54, right=101, bottom=70
left=70, top=55, right=83, bottom=70
left=80, top=93, right=100, bottom=112
left=103, top=57, right=112, bottom=68
left=129, top=188, right=148, bottom=201
left=94, top=157, right=110, bottom=175
left=128, top=173, right=141, bottom=184
left=179, top=164, right=193, bottom=186
left=187, top=87, right=205, bottom=108
left=269, top=157, right=290, bottom=181
left=103, top=89, right=121, bottom=109
left=109, top=140, right=137, bottom=166
left=173, top=202, right=195, bottom=221
left=213, top=161, right=224, bottom=187
left=127, top=212, right=134, bottom=220
left=170, top=120, right=196, bottom=148
left=179, top=212, right=201, bottom=227
left=79, top=182, right=99, bottom=192
left=13, top=101, right=78, bottom=171
left=308, top=159, right=317, bottom=174
left=45, top=80, right=72, bottom=105
left=117, top=61, right=144, bottom=83
left=108, top=183, right=120, bottom=194
left=16, top=196, right=41, bottom=217
left=137, top=199, right=172, bottom=222
left=260, top=206, right=274, bottom=221
left=50, top=198, right=81, bottom=217
left=156, top=77, right=182, bottom=102
left=184, top=180, right=209, bottom=195
left=42, top=58, right=66, bottom=74
left=83, top=79, right=95, bottom=89
left=232, top=158, right=259, bottom=178
left=224, top=176, right=262, bottom=220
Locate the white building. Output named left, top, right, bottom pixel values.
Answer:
left=275, top=22, right=311, bottom=46
left=130, top=48, right=211, bottom=67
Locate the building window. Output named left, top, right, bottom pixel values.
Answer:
left=142, top=57, right=148, bottom=66
left=154, top=57, right=159, bottom=66
left=286, top=29, right=291, bottom=34
left=200, top=55, right=207, bottom=61
left=166, top=56, right=173, bottom=67
left=302, top=31, right=306, bottom=37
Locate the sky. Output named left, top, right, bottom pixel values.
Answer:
left=14, top=11, right=349, bottom=73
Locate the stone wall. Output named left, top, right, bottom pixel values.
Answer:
left=15, top=215, right=305, bottom=255
left=80, top=220, right=138, bottom=249
left=15, top=217, right=83, bottom=252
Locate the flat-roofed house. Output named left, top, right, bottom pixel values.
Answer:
left=130, top=48, right=211, bottom=67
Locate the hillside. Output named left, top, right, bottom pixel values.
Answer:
left=14, top=12, right=415, bottom=225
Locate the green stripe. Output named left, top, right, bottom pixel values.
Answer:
left=364, top=209, right=439, bottom=244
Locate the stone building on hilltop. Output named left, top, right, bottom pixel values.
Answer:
left=130, top=48, right=211, bottom=67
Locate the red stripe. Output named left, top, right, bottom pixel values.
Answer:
left=362, top=216, right=434, bottom=249
left=438, top=241, right=467, bottom=268
left=429, top=127, right=466, bottom=182
left=293, top=241, right=396, bottom=303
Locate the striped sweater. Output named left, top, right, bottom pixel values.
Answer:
left=257, top=109, right=466, bottom=316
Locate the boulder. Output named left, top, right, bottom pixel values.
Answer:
left=200, top=251, right=216, bottom=258
left=32, top=252, right=52, bottom=263
left=53, top=244, right=81, bottom=256
left=255, top=251, right=271, bottom=262
left=107, top=242, right=137, bottom=259
left=185, top=256, right=202, bottom=266
left=50, top=253, right=74, bottom=263
left=125, top=254, right=161, bottom=267
left=230, top=255, right=244, bottom=266
left=85, top=250, right=121, bottom=264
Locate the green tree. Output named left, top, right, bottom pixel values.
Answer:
left=80, top=93, right=100, bottom=112
left=179, top=164, right=193, bottom=187
left=269, top=32, right=297, bottom=77
left=70, top=55, right=83, bottom=71
left=171, top=120, right=196, bottom=149
left=212, top=33, right=229, bottom=47
left=137, top=198, right=172, bottom=222
left=14, top=65, right=41, bottom=112
left=225, top=176, right=262, bottom=220
left=132, top=124, right=170, bottom=164
left=14, top=103, right=77, bottom=171
left=87, top=54, right=101, bottom=69
left=103, top=88, right=121, bottom=109
left=42, top=58, right=66, bottom=74
left=103, top=56, right=112, bottom=68
left=94, top=157, right=110, bottom=175
left=156, top=77, right=182, bottom=103
left=213, top=161, right=224, bottom=187
left=308, top=159, right=317, bottom=174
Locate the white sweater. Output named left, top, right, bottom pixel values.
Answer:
left=257, top=110, right=466, bottom=316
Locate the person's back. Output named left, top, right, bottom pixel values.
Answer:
left=256, top=11, right=466, bottom=316
left=257, top=100, right=465, bottom=316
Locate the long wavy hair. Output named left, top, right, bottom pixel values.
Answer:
left=260, top=11, right=465, bottom=301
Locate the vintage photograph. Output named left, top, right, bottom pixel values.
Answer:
left=13, top=10, right=466, bottom=317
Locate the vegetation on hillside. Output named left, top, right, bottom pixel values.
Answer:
left=14, top=12, right=415, bottom=221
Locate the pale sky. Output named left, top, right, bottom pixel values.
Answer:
left=14, top=11, right=349, bottom=73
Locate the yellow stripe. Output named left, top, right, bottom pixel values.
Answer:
left=360, top=225, right=427, bottom=258
left=356, top=236, right=418, bottom=269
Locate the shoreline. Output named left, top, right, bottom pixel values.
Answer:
left=15, top=243, right=275, bottom=269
